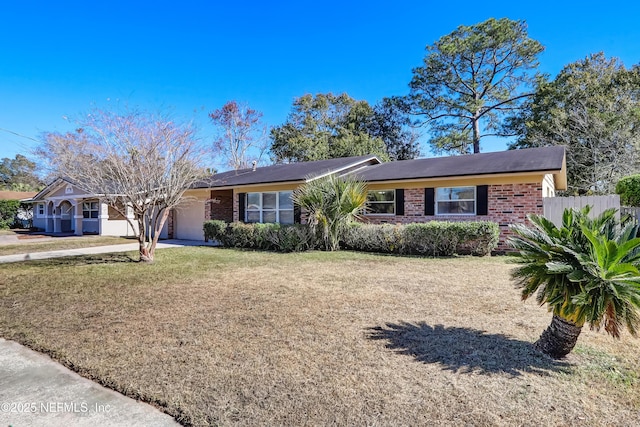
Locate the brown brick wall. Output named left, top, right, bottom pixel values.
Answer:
left=363, top=183, right=543, bottom=252
left=233, top=192, right=240, bottom=222
left=167, top=209, right=174, bottom=239
left=210, top=190, right=234, bottom=222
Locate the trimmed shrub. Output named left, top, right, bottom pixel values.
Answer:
left=453, top=221, right=500, bottom=256
left=203, top=220, right=227, bottom=242
left=616, top=175, right=640, bottom=207
left=341, top=223, right=404, bottom=254
left=341, top=221, right=499, bottom=256
left=203, top=221, right=317, bottom=252
left=204, top=220, right=500, bottom=256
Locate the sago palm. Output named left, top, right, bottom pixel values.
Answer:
left=293, top=174, right=368, bottom=251
left=509, top=207, right=640, bottom=358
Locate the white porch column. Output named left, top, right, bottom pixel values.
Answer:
left=98, top=202, right=109, bottom=235
left=74, top=201, right=83, bottom=236
left=53, top=207, right=61, bottom=233
left=46, top=201, right=54, bottom=232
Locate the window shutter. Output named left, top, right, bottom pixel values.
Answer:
left=294, top=203, right=301, bottom=224
left=424, top=188, right=435, bottom=216
left=238, top=192, right=246, bottom=222
left=395, top=189, right=404, bottom=216
left=477, top=185, right=488, bottom=216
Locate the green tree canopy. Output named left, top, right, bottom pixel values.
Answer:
left=616, top=175, right=640, bottom=207
left=509, top=53, right=640, bottom=194
left=0, top=154, right=43, bottom=191
left=270, top=93, right=419, bottom=163
left=408, top=17, right=543, bottom=154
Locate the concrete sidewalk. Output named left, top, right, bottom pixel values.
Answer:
left=0, top=239, right=216, bottom=264
left=0, top=338, right=179, bottom=427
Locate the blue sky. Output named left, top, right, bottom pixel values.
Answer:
left=1, top=0, right=639, bottom=167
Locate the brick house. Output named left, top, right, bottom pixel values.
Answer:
left=27, top=147, right=566, bottom=251
left=190, top=146, right=566, bottom=251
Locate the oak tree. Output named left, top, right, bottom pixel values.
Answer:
left=270, top=93, right=419, bottom=163
left=509, top=53, right=640, bottom=194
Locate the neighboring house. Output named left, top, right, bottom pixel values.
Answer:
left=27, top=147, right=567, bottom=251
left=1, top=191, right=37, bottom=228
left=0, top=191, right=37, bottom=200
left=28, top=178, right=142, bottom=237
left=193, top=146, right=566, bottom=251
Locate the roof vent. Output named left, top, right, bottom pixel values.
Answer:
left=252, top=160, right=257, bottom=171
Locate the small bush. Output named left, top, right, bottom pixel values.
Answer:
left=203, top=220, right=227, bottom=242
left=341, top=223, right=404, bottom=254
left=616, top=175, right=640, bottom=207
left=203, top=221, right=317, bottom=252
left=453, top=222, right=500, bottom=256
left=341, top=221, right=499, bottom=257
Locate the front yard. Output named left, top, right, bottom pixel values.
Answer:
left=0, top=248, right=638, bottom=425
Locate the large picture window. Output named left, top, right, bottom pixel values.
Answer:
left=436, top=187, right=476, bottom=215
left=366, top=190, right=395, bottom=214
left=245, top=191, right=294, bottom=224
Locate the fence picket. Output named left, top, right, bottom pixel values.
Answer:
left=543, top=195, right=621, bottom=226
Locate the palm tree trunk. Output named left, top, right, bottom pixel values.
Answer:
left=535, top=314, right=582, bottom=358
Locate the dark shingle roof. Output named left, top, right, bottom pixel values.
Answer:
left=196, top=155, right=380, bottom=188
left=352, top=146, right=565, bottom=182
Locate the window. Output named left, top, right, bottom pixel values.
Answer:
left=37, top=204, right=45, bottom=217
left=436, top=187, right=476, bottom=215
left=83, top=201, right=99, bottom=219
left=245, top=191, right=294, bottom=224
left=366, top=190, right=395, bottom=214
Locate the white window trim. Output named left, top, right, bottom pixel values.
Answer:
left=365, top=189, right=395, bottom=215
left=435, top=186, right=477, bottom=216
left=37, top=203, right=45, bottom=217
left=245, top=191, right=294, bottom=224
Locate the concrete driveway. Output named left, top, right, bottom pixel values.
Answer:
left=0, top=339, right=179, bottom=427
left=0, top=239, right=216, bottom=264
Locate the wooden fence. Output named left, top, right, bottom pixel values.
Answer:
left=542, top=195, right=621, bottom=226
left=621, top=206, right=640, bottom=226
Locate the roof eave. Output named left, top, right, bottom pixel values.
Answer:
left=361, top=168, right=565, bottom=186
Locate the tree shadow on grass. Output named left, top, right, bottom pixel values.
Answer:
left=367, top=321, right=570, bottom=377
left=24, top=253, right=138, bottom=267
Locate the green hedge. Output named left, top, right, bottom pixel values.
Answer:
left=205, top=220, right=499, bottom=257
left=341, top=221, right=499, bottom=256
left=0, top=200, right=21, bottom=229
left=616, top=175, right=640, bottom=207
left=203, top=220, right=317, bottom=252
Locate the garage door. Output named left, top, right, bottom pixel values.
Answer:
left=175, top=199, right=205, bottom=241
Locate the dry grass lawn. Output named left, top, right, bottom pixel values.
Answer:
left=0, top=235, right=132, bottom=256
left=0, top=248, right=638, bottom=426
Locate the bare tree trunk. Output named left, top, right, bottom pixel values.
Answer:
left=535, top=314, right=583, bottom=358
left=137, top=216, right=153, bottom=263
left=147, top=208, right=170, bottom=262
left=472, top=116, right=481, bottom=154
